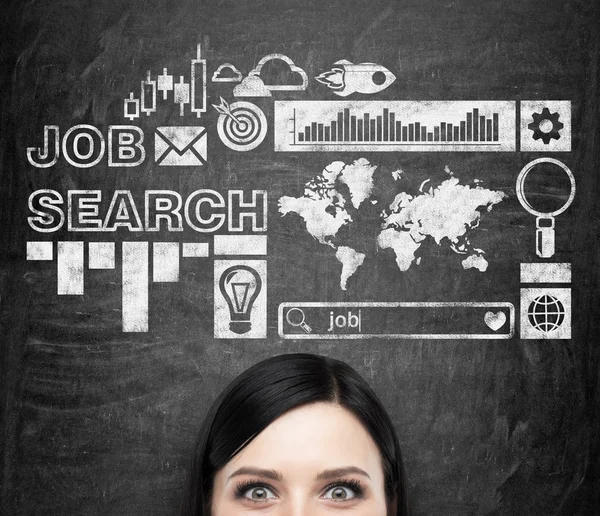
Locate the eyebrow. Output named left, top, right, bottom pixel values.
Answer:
left=227, top=466, right=372, bottom=483
left=316, top=467, right=371, bottom=480
left=228, top=467, right=283, bottom=481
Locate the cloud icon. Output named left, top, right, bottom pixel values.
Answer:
left=233, top=74, right=272, bottom=97
left=212, top=63, right=242, bottom=83
left=234, top=54, right=308, bottom=97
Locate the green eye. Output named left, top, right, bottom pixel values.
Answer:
left=243, top=486, right=276, bottom=501
left=323, top=485, right=355, bottom=501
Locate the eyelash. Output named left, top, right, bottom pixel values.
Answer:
left=323, top=478, right=366, bottom=499
left=234, top=480, right=276, bottom=499
left=233, top=478, right=366, bottom=500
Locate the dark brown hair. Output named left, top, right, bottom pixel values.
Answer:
left=180, top=353, right=409, bottom=515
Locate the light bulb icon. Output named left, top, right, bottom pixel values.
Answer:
left=218, top=265, right=262, bottom=334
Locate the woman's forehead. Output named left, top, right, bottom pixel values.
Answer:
left=220, top=402, right=384, bottom=480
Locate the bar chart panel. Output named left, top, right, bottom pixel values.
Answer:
left=274, top=101, right=516, bottom=151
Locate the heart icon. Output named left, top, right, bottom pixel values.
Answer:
left=484, top=311, right=506, bottom=332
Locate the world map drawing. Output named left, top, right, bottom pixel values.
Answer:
left=278, top=158, right=507, bottom=290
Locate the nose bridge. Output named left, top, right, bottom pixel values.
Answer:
left=284, top=489, right=311, bottom=516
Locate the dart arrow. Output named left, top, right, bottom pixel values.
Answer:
left=212, top=96, right=241, bottom=125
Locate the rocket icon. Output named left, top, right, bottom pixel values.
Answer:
left=315, top=60, right=396, bottom=97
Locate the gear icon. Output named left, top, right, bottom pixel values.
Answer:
left=527, top=107, right=564, bottom=144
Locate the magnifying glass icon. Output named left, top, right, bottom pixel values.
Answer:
left=516, top=158, right=576, bottom=259
left=285, top=308, right=312, bottom=333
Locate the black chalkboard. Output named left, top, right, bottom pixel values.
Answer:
left=1, top=0, right=599, bottom=515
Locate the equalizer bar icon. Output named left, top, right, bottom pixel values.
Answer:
left=274, top=101, right=516, bottom=152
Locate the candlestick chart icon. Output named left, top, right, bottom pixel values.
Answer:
left=123, top=44, right=207, bottom=119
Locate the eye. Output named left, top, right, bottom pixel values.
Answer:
left=239, top=484, right=277, bottom=502
left=322, top=480, right=364, bottom=501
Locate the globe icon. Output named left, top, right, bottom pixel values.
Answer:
left=527, top=295, right=566, bottom=333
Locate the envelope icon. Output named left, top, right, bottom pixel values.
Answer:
left=155, top=126, right=207, bottom=166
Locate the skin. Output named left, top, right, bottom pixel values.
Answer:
left=211, top=402, right=390, bottom=515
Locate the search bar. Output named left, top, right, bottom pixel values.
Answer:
left=278, top=302, right=515, bottom=340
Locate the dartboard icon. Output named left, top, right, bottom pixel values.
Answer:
left=216, top=101, right=267, bottom=151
